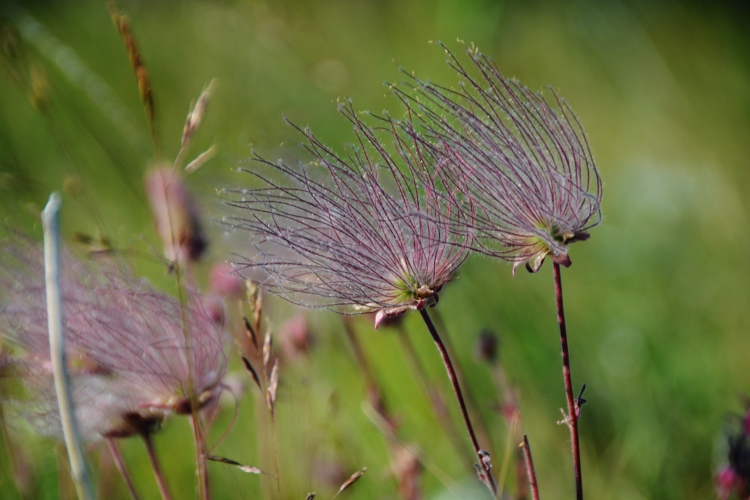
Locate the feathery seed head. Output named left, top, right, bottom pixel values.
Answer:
left=0, top=238, right=227, bottom=439
left=394, top=44, right=602, bottom=274
left=224, top=101, right=470, bottom=324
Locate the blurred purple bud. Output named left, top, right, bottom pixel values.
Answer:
left=716, top=467, right=741, bottom=500
left=209, top=263, right=245, bottom=300
left=145, top=165, right=207, bottom=264
left=279, top=313, right=312, bottom=361
left=476, top=329, right=498, bottom=365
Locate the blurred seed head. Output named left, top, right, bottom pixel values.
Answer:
left=278, top=313, right=312, bottom=361
left=209, top=262, right=245, bottom=300
left=0, top=237, right=227, bottom=440
left=395, top=44, right=603, bottom=274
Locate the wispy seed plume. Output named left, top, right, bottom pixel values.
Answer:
left=224, top=100, right=470, bottom=324
left=395, top=43, right=603, bottom=274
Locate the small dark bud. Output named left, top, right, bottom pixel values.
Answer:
left=476, top=329, right=499, bottom=365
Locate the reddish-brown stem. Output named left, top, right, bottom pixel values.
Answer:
left=431, top=308, right=496, bottom=460
left=521, top=435, right=540, bottom=500
left=142, top=434, right=172, bottom=500
left=190, top=414, right=210, bottom=500
left=105, top=438, right=140, bottom=500
left=419, top=308, right=498, bottom=496
left=553, top=262, right=583, bottom=500
left=395, top=323, right=474, bottom=469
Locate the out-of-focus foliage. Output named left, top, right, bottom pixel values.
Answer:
left=0, top=0, right=749, bottom=498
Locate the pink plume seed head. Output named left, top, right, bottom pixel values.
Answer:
left=0, top=238, right=227, bottom=441
left=223, top=101, right=470, bottom=319
left=393, top=44, right=603, bottom=274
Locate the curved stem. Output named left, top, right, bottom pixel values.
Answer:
left=395, top=323, right=474, bottom=469
left=419, top=308, right=498, bottom=496
left=521, top=435, right=540, bottom=500
left=43, top=193, right=94, bottom=500
left=142, top=434, right=172, bottom=500
left=105, top=438, right=139, bottom=500
left=553, top=262, right=583, bottom=500
left=431, top=308, right=496, bottom=460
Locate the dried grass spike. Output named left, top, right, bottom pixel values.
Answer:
left=108, top=1, right=157, bottom=151
left=265, top=359, right=279, bottom=417
left=241, top=357, right=262, bottom=392
left=333, top=467, right=366, bottom=498
left=262, top=328, right=272, bottom=368
left=205, top=455, right=270, bottom=476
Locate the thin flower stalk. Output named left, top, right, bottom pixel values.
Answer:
left=224, top=102, right=502, bottom=490
left=419, top=308, right=497, bottom=494
left=389, top=319, right=474, bottom=469
left=143, top=433, right=173, bottom=500
left=395, top=45, right=603, bottom=499
left=521, top=435, right=540, bottom=500
left=553, top=262, right=583, bottom=499
left=105, top=438, right=140, bottom=500
left=429, top=308, right=497, bottom=464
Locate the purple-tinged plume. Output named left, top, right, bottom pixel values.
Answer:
left=0, top=238, right=227, bottom=440
left=223, top=101, right=470, bottom=326
left=395, top=44, right=603, bottom=274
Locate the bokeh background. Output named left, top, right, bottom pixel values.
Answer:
left=1, top=0, right=750, bottom=498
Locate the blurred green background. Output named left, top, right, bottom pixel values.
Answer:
left=1, top=0, right=750, bottom=498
